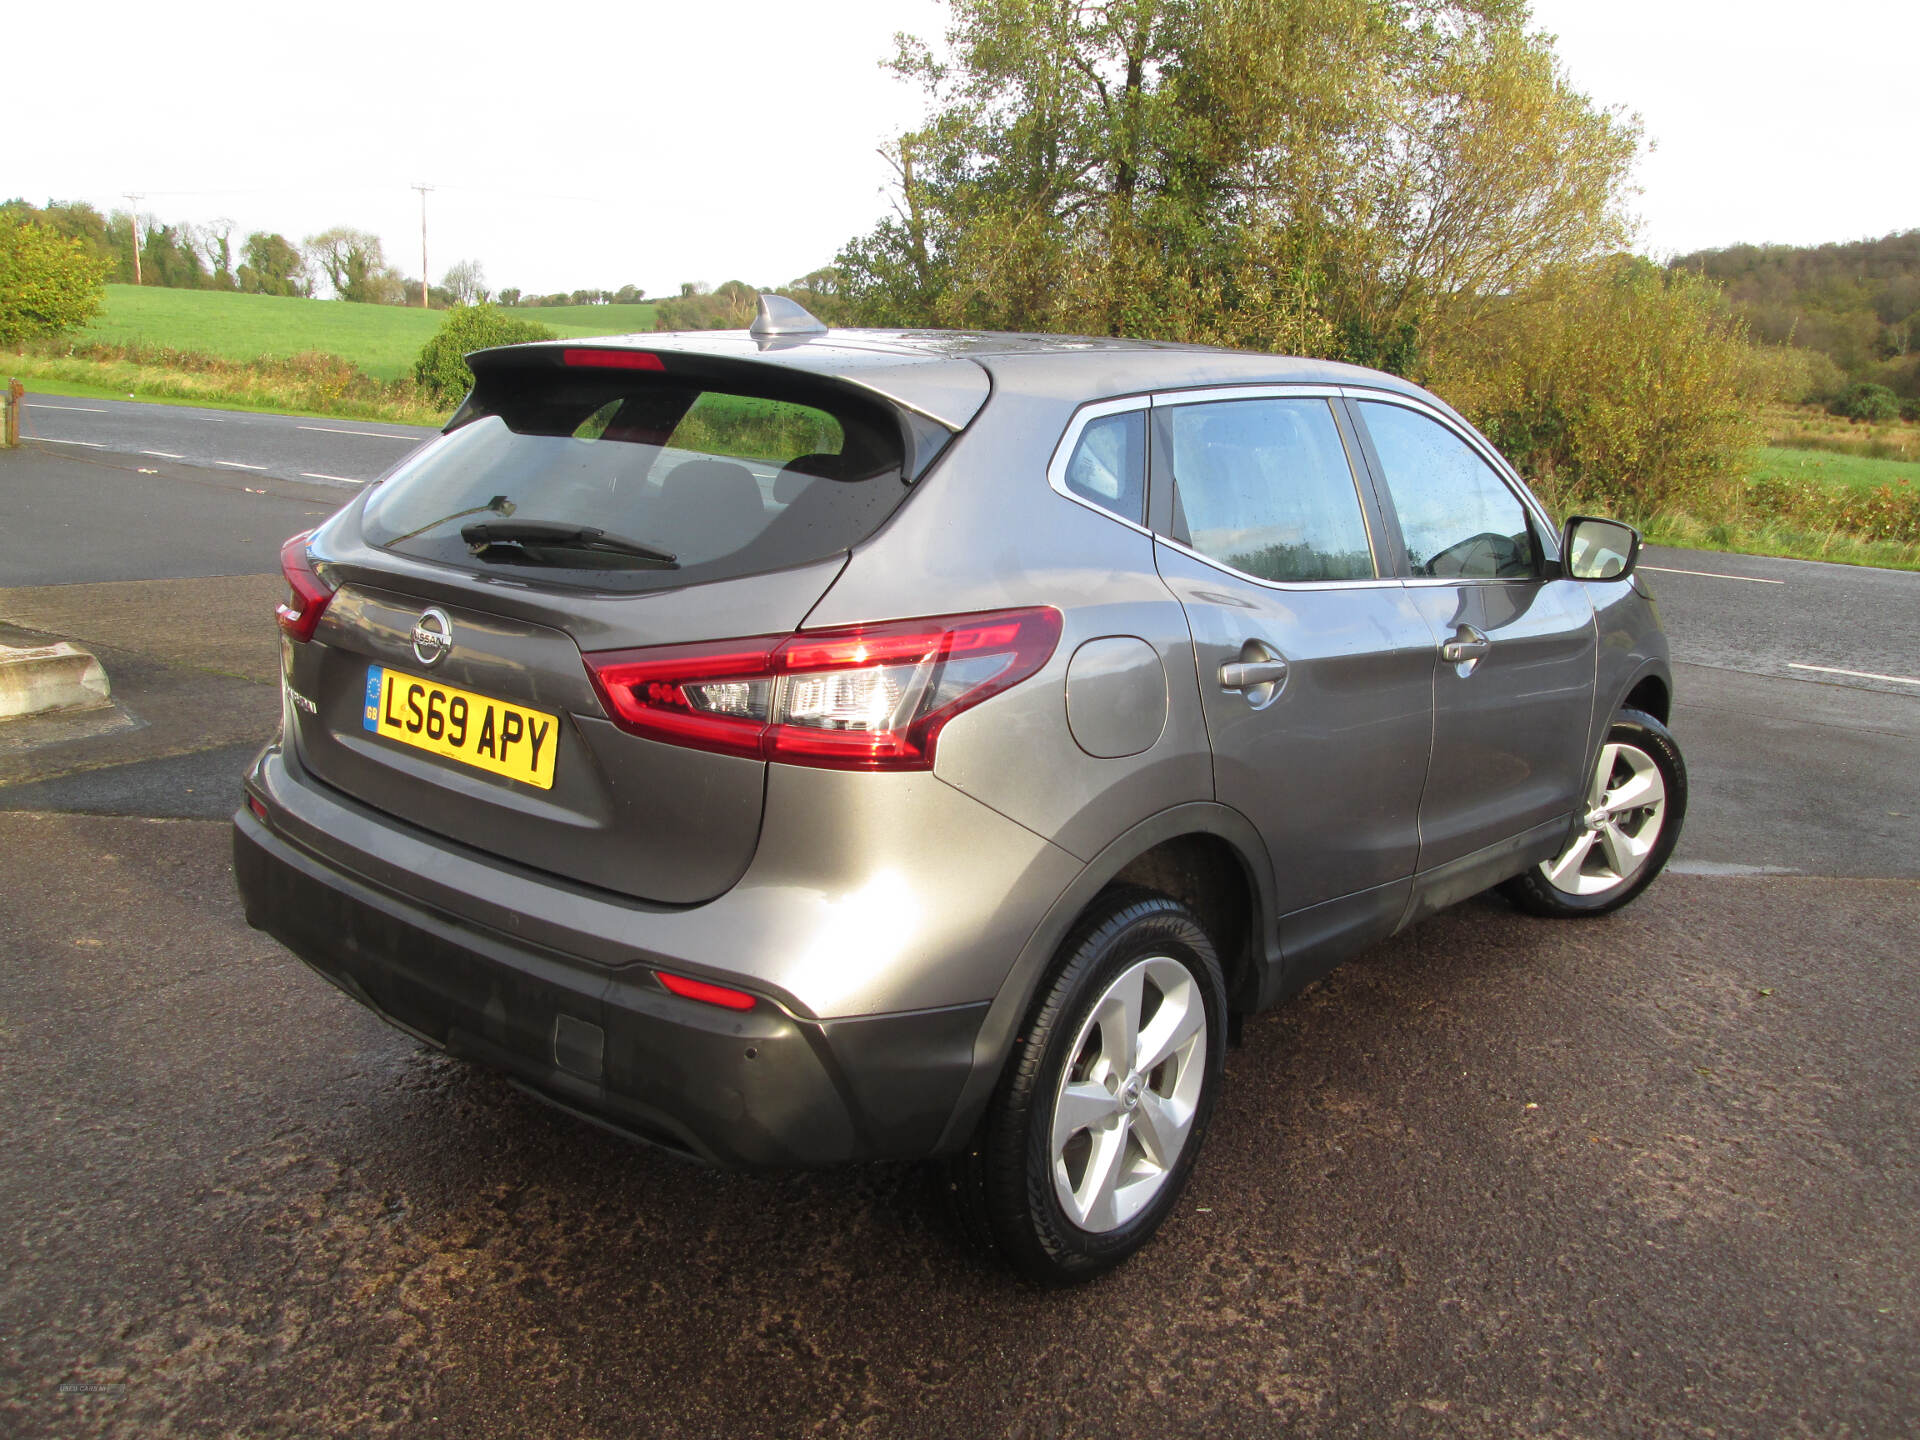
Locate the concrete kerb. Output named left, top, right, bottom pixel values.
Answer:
left=0, top=642, right=112, bottom=720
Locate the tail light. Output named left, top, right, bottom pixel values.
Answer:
left=584, top=607, right=1062, bottom=772
left=275, top=532, right=335, bottom=643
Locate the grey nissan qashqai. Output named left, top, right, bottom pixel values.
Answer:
left=234, top=294, right=1685, bottom=1283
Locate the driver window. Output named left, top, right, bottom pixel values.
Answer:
left=1358, top=401, right=1540, bottom=580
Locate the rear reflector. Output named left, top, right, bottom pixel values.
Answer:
left=655, top=971, right=757, bottom=1011
left=562, top=348, right=665, bottom=371
left=584, top=607, right=1062, bottom=772
left=275, top=531, right=335, bottom=643
left=246, top=795, right=268, bottom=822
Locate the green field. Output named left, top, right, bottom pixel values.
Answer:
left=1749, top=444, right=1920, bottom=494
left=75, top=286, right=658, bottom=380
left=500, top=303, right=658, bottom=333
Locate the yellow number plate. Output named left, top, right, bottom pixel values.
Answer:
left=363, top=667, right=559, bottom=790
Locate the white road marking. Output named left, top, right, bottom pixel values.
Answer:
left=36, top=437, right=105, bottom=447
left=1786, top=662, right=1920, bottom=687
left=215, top=460, right=267, bottom=470
left=1669, top=861, right=1799, bottom=877
left=26, top=402, right=107, bottom=412
left=141, top=449, right=185, bottom=459
left=297, top=425, right=417, bottom=440
left=301, top=472, right=367, bottom=484
left=1640, top=564, right=1785, bottom=585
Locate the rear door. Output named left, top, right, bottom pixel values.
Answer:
left=1149, top=389, right=1436, bottom=953
left=1347, top=396, right=1597, bottom=872
left=285, top=353, right=928, bottom=904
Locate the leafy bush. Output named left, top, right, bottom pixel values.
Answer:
left=0, top=219, right=110, bottom=345
left=1828, top=382, right=1900, bottom=422
left=414, top=304, right=555, bottom=405
left=1903, top=397, right=1920, bottom=422
left=1429, top=258, right=1761, bottom=518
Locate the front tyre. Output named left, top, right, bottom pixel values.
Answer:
left=1504, top=708, right=1687, bottom=918
left=953, top=889, right=1227, bottom=1284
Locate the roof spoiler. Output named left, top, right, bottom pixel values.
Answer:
left=750, top=293, right=828, bottom=339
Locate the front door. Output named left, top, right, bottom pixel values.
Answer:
left=1349, top=397, right=1598, bottom=872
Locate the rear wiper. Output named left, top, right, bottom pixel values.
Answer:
left=460, top=520, right=678, bottom=568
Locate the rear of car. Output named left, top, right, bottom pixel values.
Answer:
left=235, top=320, right=1682, bottom=1283
left=234, top=338, right=1084, bottom=1165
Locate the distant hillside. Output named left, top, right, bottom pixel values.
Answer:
left=1672, top=231, right=1920, bottom=400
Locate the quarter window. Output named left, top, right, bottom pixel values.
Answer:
left=1163, top=397, right=1374, bottom=583
left=1358, top=401, right=1540, bottom=580
left=1061, top=409, right=1146, bottom=524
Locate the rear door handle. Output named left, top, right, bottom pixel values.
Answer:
left=1220, top=660, right=1290, bottom=689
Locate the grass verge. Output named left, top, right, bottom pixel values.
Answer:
left=5, top=344, right=445, bottom=425
left=1641, top=510, right=1920, bottom=572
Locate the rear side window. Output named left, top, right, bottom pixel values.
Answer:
left=1163, top=397, right=1375, bottom=583
left=361, top=369, right=909, bottom=591
left=1358, top=401, right=1540, bottom=580
left=1061, top=409, right=1146, bottom=524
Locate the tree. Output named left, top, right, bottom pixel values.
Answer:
left=238, top=232, right=310, bottom=296
left=132, top=222, right=206, bottom=289
left=612, top=284, right=646, bottom=305
left=305, top=227, right=392, bottom=302
left=196, top=219, right=238, bottom=290
left=0, top=218, right=111, bottom=346
left=413, top=303, right=557, bottom=404
left=498, top=287, right=522, bottom=306
left=836, top=0, right=1639, bottom=365
left=441, top=258, right=486, bottom=306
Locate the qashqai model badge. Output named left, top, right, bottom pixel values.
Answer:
left=411, top=608, right=453, bottom=667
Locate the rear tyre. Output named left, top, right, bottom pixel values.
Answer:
left=1503, top=708, right=1687, bottom=918
left=951, top=888, right=1227, bottom=1284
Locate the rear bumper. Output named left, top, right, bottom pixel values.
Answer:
left=233, top=806, right=988, bottom=1168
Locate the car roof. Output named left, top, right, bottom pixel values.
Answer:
left=494, top=327, right=1434, bottom=431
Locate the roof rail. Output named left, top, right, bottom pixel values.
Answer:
left=750, top=293, right=828, bottom=339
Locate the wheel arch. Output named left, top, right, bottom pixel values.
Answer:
left=1622, top=669, right=1671, bottom=724
left=932, top=802, right=1277, bottom=1155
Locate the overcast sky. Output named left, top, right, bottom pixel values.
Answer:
left=10, top=1, right=1915, bottom=298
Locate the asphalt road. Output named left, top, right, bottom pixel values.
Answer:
left=17, top=395, right=436, bottom=488
left=1, top=409, right=1917, bottom=1438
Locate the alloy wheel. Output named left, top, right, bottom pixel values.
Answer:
left=1540, top=740, right=1669, bottom=897
left=1048, top=955, right=1209, bottom=1233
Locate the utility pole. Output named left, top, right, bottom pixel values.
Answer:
left=122, top=193, right=144, bottom=285
left=412, top=183, right=434, bottom=308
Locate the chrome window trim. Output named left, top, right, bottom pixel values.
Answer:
left=1145, top=385, right=1389, bottom=591
left=1338, top=385, right=1564, bottom=564
left=1152, top=534, right=1405, bottom=593
left=1045, top=394, right=1155, bottom=535
left=1151, top=383, right=1348, bottom=408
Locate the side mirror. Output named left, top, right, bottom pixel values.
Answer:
left=1560, top=515, right=1640, bottom=581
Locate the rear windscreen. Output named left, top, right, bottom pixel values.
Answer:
left=361, top=368, right=913, bottom=591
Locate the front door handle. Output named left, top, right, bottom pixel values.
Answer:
left=1220, top=659, right=1290, bottom=690
left=1440, top=625, right=1491, bottom=666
